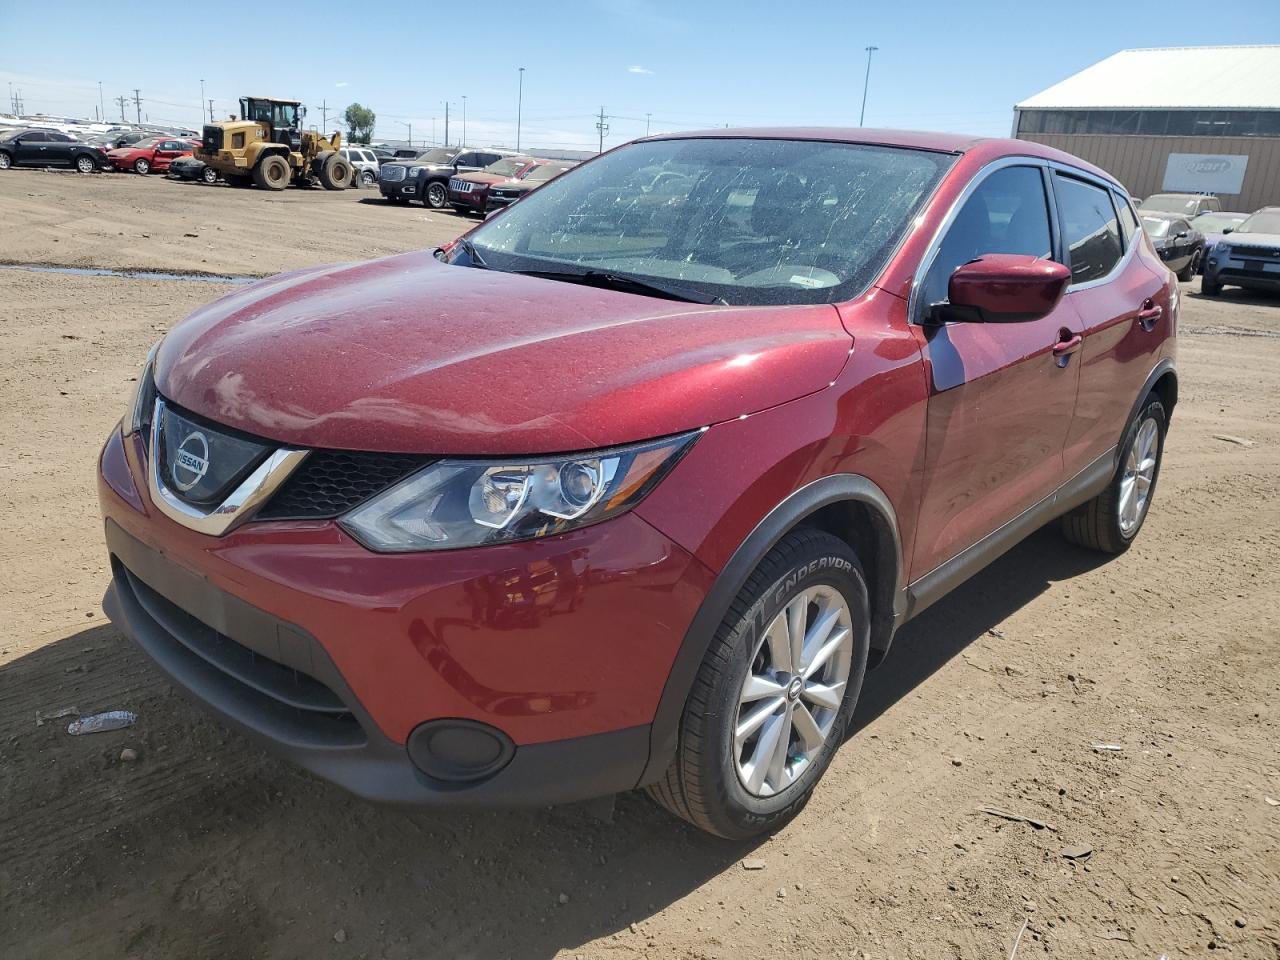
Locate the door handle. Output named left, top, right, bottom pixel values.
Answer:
left=1052, top=330, right=1082, bottom=367
left=1137, top=300, right=1162, bottom=330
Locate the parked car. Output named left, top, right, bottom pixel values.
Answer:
left=1139, top=213, right=1204, bottom=280
left=167, top=154, right=219, bottom=184
left=1137, top=193, right=1221, bottom=217
left=446, top=155, right=537, bottom=214
left=486, top=161, right=577, bottom=212
left=1201, top=206, right=1280, bottom=296
left=368, top=146, right=398, bottom=165
left=0, top=128, right=107, bottom=173
left=99, top=129, right=1177, bottom=839
left=379, top=146, right=519, bottom=209
left=340, top=146, right=380, bottom=185
left=106, top=137, right=199, bottom=175
left=1189, top=211, right=1249, bottom=273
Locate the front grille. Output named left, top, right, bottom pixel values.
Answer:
left=1227, top=244, right=1280, bottom=259
left=381, top=165, right=407, bottom=182
left=256, top=450, right=433, bottom=520
left=117, top=561, right=364, bottom=746
left=449, top=178, right=474, bottom=193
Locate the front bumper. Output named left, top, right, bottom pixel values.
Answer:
left=448, top=187, right=487, bottom=209
left=98, top=426, right=712, bottom=804
left=379, top=176, right=419, bottom=200
left=1205, top=249, right=1280, bottom=290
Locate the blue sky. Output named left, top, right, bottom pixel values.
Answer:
left=1, top=0, right=1275, bottom=149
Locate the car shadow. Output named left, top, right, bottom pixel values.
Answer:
left=1186, top=285, right=1280, bottom=307
left=3, top=526, right=1110, bottom=958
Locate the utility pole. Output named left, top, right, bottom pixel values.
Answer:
left=132, top=89, right=142, bottom=124
left=432, top=117, right=437, bottom=146
left=400, top=120, right=411, bottom=148
left=321, top=100, right=327, bottom=133
left=859, top=46, right=878, bottom=127
left=208, top=99, right=215, bottom=122
left=115, top=95, right=129, bottom=123
left=444, top=101, right=450, bottom=147
left=595, top=106, right=609, bottom=153
left=99, top=81, right=105, bottom=123
left=646, top=112, right=651, bottom=136
left=516, top=67, right=524, bottom=152
left=462, top=95, right=467, bottom=148
left=200, top=79, right=205, bottom=126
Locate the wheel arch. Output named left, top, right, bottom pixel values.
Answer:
left=638, top=473, right=906, bottom=786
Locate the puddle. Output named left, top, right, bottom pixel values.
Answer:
left=0, top=263, right=257, bottom=285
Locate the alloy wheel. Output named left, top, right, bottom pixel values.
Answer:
left=733, top=585, right=853, bottom=797
left=427, top=182, right=447, bottom=208
left=76, top=155, right=95, bottom=174
left=0, top=153, right=11, bottom=169
left=1119, top=417, right=1159, bottom=535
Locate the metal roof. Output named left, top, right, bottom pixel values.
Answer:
left=1017, top=46, right=1280, bottom=111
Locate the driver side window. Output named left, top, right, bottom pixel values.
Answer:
left=920, top=165, right=1053, bottom=315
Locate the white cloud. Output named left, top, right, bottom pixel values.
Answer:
left=335, top=81, right=349, bottom=88
left=627, top=65, right=653, bottom=75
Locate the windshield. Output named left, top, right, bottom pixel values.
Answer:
left=417, top=147, right=456, bottom=164
left=460, top=138, right=954, bottom=306
left=1191, top=213, right=1245, bottom=233
left=1237, top=211, right=1280, bottom=235
left=523, top=163, right=573, bottom=182
left=1141, top=217, right=1172, bottom=238
left=483, top=157, right=528, bottom=178
left=1142, top=195, right=1198, bottom=214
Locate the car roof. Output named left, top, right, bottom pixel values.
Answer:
left=1139, top=211, right=1191, bottom=221
left=639, top=127, right=1119, bottom=184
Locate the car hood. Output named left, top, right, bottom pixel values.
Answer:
left=1223, top=232, right=1280, bottom=248
left=155, top=251, right=853, bottom=454
left=455, top=172, right=510, bottom=185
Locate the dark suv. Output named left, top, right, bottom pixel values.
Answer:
left=378, top=147, right=518, bottom=209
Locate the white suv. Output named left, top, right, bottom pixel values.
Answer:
left=340, top=147, right=380, bottom=186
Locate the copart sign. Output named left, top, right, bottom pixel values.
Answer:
left=1162, top=154, right=1248, bottom=195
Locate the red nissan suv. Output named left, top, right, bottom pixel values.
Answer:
left=99, top=129, right=1176, bottom=838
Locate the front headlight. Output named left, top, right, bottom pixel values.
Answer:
left=122, top=340, right=161, bottom=437
left=340, top=431, right=699, bottom=552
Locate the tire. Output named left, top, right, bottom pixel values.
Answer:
left=134, top=158, right=150, bottom=175
left=425, top=181, right=448, bottom=209
left=318, top=153, right=353, bottom=190
left=1060, top=395, right=1166, bottom=555
left=201, top=165, right=219, bottom=184
left=360, top=169, right=376, bottom=186
left=1176, top=249, right=1200, bottom=282
left=646, top=529, right=871, bottom=839
left=0, top=151, right=11, bottom=170
left=75, top=154, right=96, bottom=174
left=1201, top=275, right=1222, bottom=296
left=253, top=155, right=291, bottom=190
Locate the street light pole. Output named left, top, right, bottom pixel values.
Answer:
left=859, top=45, right=878, bottom=127
left=401, top=120, right=412, bottom=148
left=516, top=67, right=524, bottom=152
left=462, top=95, right=467, bottom=147
left=99, top=81, right=105, bottom=124
left=199, top=79, right=205, bottom=128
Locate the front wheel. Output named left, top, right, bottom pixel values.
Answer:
left=647, top=529, right=870, bottom=838
left=318, top=153, right=353, bottom=190
left=134, top=158, right=150, bottom=175
left=75, top=154, right=96, bottom=174
left=201, top=165, right=219, bottom=184
left=0, top=151, right=12, bottom=170
left=425, top=181, right=448, bottom=209
left=1176, top=249, right=1200, bottom=282
left=1061, top=395, right=1166, bottom=554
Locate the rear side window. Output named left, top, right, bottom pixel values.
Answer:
left=920, top=164, right=1053, bottom=310
left=1114, top=192, right=1140, bottom=245
left=1054, top=174, right=1123, bottom=284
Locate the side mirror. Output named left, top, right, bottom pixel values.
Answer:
left=936, top=254, right=1071, bottom=324
left=1222, top=226, right=1234, bottom=234
left=1175, top=230, right=1189, bottom=239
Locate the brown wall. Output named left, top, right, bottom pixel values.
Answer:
left=1019, top=133, right=1280, bottom=213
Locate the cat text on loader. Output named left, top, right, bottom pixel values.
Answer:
left=197, top=96, right=354, bottom=190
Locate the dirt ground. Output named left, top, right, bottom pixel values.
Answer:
left=1, top=170, right=1277, bottom=960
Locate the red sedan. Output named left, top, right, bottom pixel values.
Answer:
left=99, top=128, right=1176, bottom=837
left=106, top=137, right=200, bottom=175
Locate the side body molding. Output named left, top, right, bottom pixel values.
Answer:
left=638, top=473, right=906, bottom=786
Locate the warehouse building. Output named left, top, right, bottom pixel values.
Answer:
left=1014, top=45, right=1280, bottom=212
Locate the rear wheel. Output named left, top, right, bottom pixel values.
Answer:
left=0, top=151, right=12, bottom=170
left=647, top=529, right=870, bottom=838
left=253, top=155, right=291, bottom=190
left=359, top=169, right=376, bottom=186
left=133, top=158, right=150, bottom=175
left=1061, top=395, right=1166, bottom=554
left=75, top=154, right=96, bottom=174
left=425, top=181, right=448, bottom=209
left=318, top=153, right=353, bottom=190
left=201, top=165, right=219, bottom=184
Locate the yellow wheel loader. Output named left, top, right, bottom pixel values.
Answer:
left=196, top=96, right=353, bottom=191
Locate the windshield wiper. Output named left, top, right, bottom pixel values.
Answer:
left=455, top=237, right=489, bottom=269
left=512, top=269, right=726, bottom=305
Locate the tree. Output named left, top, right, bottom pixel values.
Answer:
left=343, top=103, right=375, bottom=144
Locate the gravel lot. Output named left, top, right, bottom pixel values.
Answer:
left=1, top=170, right=1277, bottom=960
